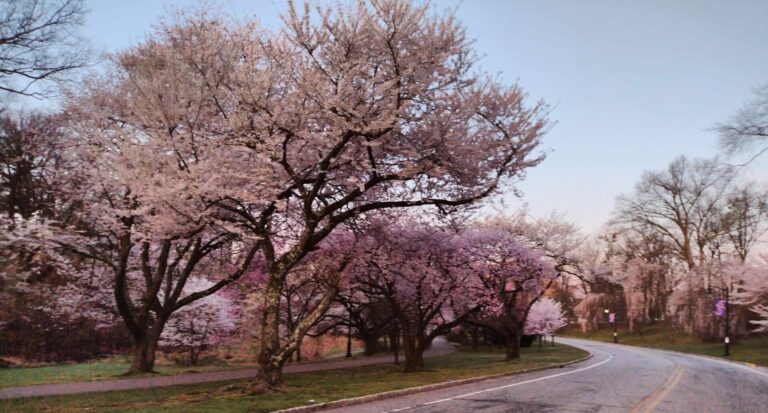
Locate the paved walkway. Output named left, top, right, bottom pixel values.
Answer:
left=0, top=338, right=456, bottom=399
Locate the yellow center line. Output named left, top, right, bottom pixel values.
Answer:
left=642, top=368, right=684, bottom=413
left=628, top=367, right=684, bottom=413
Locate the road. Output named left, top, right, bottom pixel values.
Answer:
left=0, top=338, right=456, bottom=399
left=326, top=338, right=768, bottom=413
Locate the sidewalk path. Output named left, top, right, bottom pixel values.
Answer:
left=0, top=338, right=456, bottom=399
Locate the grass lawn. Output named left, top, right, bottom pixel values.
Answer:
left=0, top=343, right=370, bottom=389
left=562, top=324, right=768, bottom=367
left=1, top=344, right=587, bottom=413
left=0, top=357, right=246, bottom=389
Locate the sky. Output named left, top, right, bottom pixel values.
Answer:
left=23, top=0, right=768, bottom=234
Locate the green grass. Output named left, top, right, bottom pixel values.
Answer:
left=562, top=324, right=768, bottom=366
left=1, top=344, right=587, bottom=413
left=0, top=349, right=375, bottom=389
left=0, top=357, right=242, bottom=388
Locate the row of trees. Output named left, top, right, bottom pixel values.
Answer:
left=1, top=0, right=576, bottom=390
left=568, top=84, right=768, bottom=342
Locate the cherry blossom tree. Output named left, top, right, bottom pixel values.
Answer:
left=10, top=216, right=259, bottom=374
left=485, top=211, right=586, bottom=308
left=464, top=228, right=557, bottom=359
left=524, top=297, right=567, bottom=342
left=350, top=222, right=481, bottom=372
left=0, top=112, right=126, bottom=362
left=29, top=81, right=262, bottom=375
left=730, top=255, right=768, bottom=333
left=67, top=0, right=549, bottom=387
left=613, top=258, right=670, bottom=333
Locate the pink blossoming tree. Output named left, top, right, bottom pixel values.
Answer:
left=350, top=221, right=482, bottom=372
left=65, top=0, right=549, bottom=386
left=524, top=297, right=568, bottom=337
left=464, top=228, right=557, bottom=359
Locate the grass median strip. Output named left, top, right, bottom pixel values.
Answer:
left=1, top=344, right=587, bottom=413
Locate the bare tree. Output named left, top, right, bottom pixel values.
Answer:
left=614, top=156, right=735, bottom=270
left=0, top=0, right=90, bottom=99
left=716, top=84, right=768, bottom=163
left=719, top=185, right=768, bottom=262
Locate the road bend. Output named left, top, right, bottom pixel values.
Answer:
left=326, top=338, right=768, bottom=413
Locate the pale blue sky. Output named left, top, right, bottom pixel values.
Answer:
left=63, top=1, right=768, bottom=233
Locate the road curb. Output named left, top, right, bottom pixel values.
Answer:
left=273, top=349, right=594, bottom=413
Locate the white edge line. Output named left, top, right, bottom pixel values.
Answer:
left=421, top=353, right=614, bottom=405
left=565, top=338, right=768, bottom=381
left=384, top=343, right=610, bottom=413
left=659, top=350, right=768, bottom=380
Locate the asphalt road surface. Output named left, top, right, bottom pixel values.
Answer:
left=327, top=338, right=768, bottom=413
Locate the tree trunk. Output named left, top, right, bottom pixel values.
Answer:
left=400, top=325, right=428, bottom=372
left=363, top=335, right=382, bottom=356
left=251, top=360, right=285, bottom=392
left=402, top=343, right=425, bottom=372
left=127, top=334, right=157, bottom=374
left=257, top=275, right=284, bottom=387
left=505, top=333, right=521, bottom=360
left=390, top=324, right=400, bottom=364
left=190, top=348, right=201, bottom=366
left=255, top=262, right=343, bottom=388
left=126, top=318, right=165, bottom=375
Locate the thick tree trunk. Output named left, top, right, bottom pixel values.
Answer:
left=257, top=274, right=285, bottom=387
left=126, top=318, right=165, bottom=375
left=402, top=344, right=425, bottom=372
left=127, top=333, right=158, bottom=374
left=128, top=344, right=153, bottom=374
left=400, top=325, right=426, bottom=372
left=251, top=359, right=285, bottom=392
